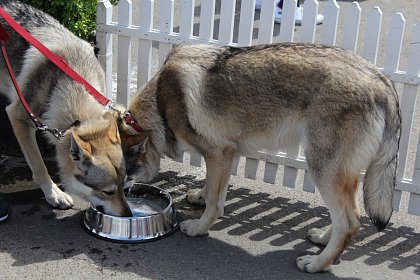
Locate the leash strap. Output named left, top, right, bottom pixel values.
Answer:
left=0, top=23, right=45, bottom=130
left=1, top=38, right=80, bottom=138
left=0, top=7, right=143, bottom=133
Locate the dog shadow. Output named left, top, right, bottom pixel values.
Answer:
left=1, top=166, right=419, bottom=279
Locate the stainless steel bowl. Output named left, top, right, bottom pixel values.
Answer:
left=82, top=183, right=178, bottom=243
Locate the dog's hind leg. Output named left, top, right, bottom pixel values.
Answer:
left=6, top=102, right=74, bottom=209
left=296, top=169, right=361, bottom=273
left=180, top=146, right=235, bottom=236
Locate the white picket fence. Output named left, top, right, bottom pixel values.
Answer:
left=96, top=0, right=420, bottom=216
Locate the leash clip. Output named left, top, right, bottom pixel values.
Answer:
left=38, top=125, right=63, bottom=140
left=38, top=120, right=81, bottom=140
left=105, top=101, right=143, bottom=133
left=105, top=101, right=122, bottom=114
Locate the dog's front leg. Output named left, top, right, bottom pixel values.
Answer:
left=180, top=147, right=235, bottom=237
left=6, top=103, right=74, bottom=209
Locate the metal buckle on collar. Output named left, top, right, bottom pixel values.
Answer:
left=123, top=111, right=143, bottom=133
left=105, top=101, right=143, bottom=133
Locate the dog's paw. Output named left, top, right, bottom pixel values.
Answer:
left=296, top=254, right=328, bottom=273
left=46, top=186, right=74, bottom=209
left=180, top=219, right=209, bottom=237
left=308, top=228, right=329, bottom=245
left=186, top=189, right=206, bottom=205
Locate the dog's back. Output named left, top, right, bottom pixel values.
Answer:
left=156, top=43, right=399, bottom=154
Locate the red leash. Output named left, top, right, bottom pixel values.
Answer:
left=0, top=6, right=143, bottom=136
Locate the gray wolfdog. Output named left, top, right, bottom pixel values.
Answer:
left=0, top=0, right=132, bottom=216
left=120, top=43, right=402, bottom=272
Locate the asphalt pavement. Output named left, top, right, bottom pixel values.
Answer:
left=1, top=1, right=419, bottom=279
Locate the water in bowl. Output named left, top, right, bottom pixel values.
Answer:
left=127, top=197, right=163, bottom=217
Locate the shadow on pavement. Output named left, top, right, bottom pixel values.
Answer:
left=1, top=161, right=419, bottom=279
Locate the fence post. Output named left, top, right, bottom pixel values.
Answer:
left=342, top=1, right=361, bottom=51
left=238, top=0, right=256, bottom=46
left=362, top=7, right=382, bottom=64
left=137, top=0, right=154, bottom=88
left=278, top=0, right=297, bottom=42
left=179, top=0, right=194, bottom=40
left=219, top=0, right=236, bottom=45
left=402, top=23, right=420, bottom=215
left=96, top=0, right=113, bottom=99
left=257, top=0, right=276, bottom=44
left=384, top=13, right=405, bottom=73
left=159, top=0, right=174, bottom=67
left=320, top=0, right=339, bottom=45
left=199, top=0, right=215, bottom=41
left=299, top=0, right=319, bottom=43
left=116, top=0, right=133, bottom=106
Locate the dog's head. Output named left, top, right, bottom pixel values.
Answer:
left=67, top=111, right=132, bottom=216
left=117, top=120, right=162, bottom=189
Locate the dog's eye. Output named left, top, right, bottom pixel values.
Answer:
left=102, top=190, right=116, bottom=196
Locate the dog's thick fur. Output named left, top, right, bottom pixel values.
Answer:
left=0, top=0, right=131, bottom=216
left=122, top=43, right=402, bottom=272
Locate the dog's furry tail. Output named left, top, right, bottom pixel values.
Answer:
left=363, top=100, right=401, bottom=232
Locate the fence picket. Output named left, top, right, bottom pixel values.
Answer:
left=408, top=194, right=420, bottom=215
left=342, top=2, right=361, bottom=51
left=404, top=23, right=420, bottom=215
left=283, top=151, right=299, bottom=188
left=299, top=0, right=319, bottom=43
left=398, top=89, right=419, bottom=178
left=96, top=0, right=113, bottom=98
left=231, top=156, right=241, bottom=176
left=238, top=0, right=256, bottom=46
left=179, top=0, right=194, bottom=39
left=189, top=152, right=202, bottom=167
left=263, top=162, right=278, bottom=184
left=138, top=0, right=154, bottom=88
left=362, top=7, right=382, bottom=64
left=219, top=0, right=236, bottom=45
left=257, top=0, right=276, bottom=44
left=278, top=0, right=297, bottom=42
left=179, top=0, right=197, bottom=166
left=383, top=13, right=405, bottom=72
left=116, top=0, right=133, bottom=105
left=245, top=158, right=259, bottom=180
left=320, top=0, right=339, bottom=45
left=302, top=171, right=316, bottom=193
left=199, top=0, right=215, bottom=41
left=159, top=0, right=174, bottom=66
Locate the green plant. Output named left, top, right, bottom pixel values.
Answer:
left=22, top=0, right=118, bottom=43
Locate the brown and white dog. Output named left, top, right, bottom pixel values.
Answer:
left=120, top=43, right=401, bottom=272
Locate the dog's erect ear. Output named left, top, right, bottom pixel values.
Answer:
left=136, top=136, right=148, bottom=154
left=121, top=132, right=149, bottom=154
left=102, top=111, right=121, bottom=144
left=70, top=129, right=92, bottom=170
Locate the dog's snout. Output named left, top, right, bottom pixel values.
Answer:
left=123, top=207, right=133, bottom=217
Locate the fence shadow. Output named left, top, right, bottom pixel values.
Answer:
left=152, top=171, right=420, bottom=276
